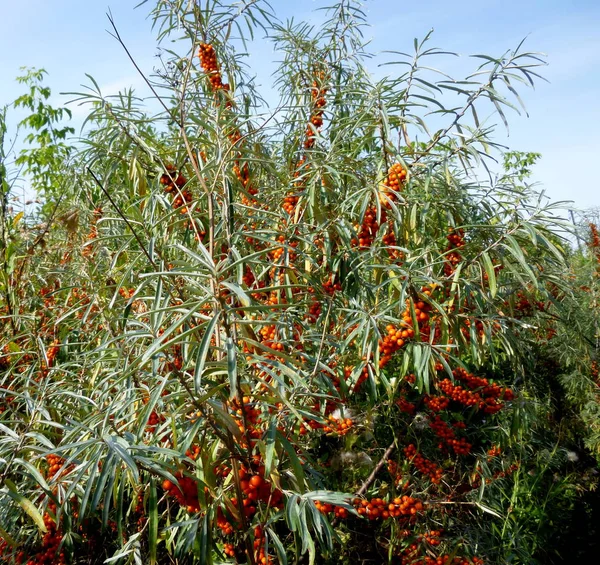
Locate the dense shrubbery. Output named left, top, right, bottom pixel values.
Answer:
left=1, top=2, right=599, bottom=564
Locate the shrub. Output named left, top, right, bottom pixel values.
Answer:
left=1, top=2, right=595, bottom=564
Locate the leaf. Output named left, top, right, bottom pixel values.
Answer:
left=226, top=336, right=238, bottom=400
left=220, top=281, right=252, bottom=308
left=139, top=306, right=198, bottom=366
left=207, top=400, right=243, bottom=442
left=263, top=419, right=277, bottom=477
left=502, top=236, right=538, bottom=287
left=267, top=527, right=288, bottom=565
left=285, top=494, right=300, bottom=532
left=148, top=479, right=158, bottom=565
left=4, top=479, right=47, bottom=532
left=12, top=211, right=24, bottom=227
left=14, top=458, right=51, bottom=492
left=0, top=525, right=18, bottom=548
left=475, top=501, right=503, bottom=518
left=103, top=435, right=139, bottom=482
left=304, top=491, right=353, bottom=507
left=481, top=251, right=497, bottom=298
left=277, top=432, right=306, bottom=488
left=194, top=313, right=220, bottom=394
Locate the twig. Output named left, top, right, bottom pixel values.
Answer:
left=357, top=440, right=395, bottom=496
left=106, top=11, right=181, bottom=128
left=87, top=168, right=157, bottom=269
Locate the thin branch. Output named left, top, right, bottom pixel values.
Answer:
left=356, top=440, right=395, bottom=496
left=87, top=167, right=158, bottom=269
left=106, top=10, right=182, bottom=128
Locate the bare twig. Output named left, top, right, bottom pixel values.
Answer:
left=356, top=440, right=395, bottom=496
left=87, top=168, right=157, bottom=269
left=106, top=10, right=181, bottom=128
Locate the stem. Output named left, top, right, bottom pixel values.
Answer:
left=356, top=440, right=395, bottom=496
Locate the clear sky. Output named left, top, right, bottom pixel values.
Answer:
left=1, top=0, right=598, bottom=212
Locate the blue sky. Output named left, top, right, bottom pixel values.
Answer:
left=1, top=0, right=598, bottom=211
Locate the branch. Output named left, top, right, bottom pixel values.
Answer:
left=356, top=440, right=395, bottom=496
left=87, top=167, right=158, bottom=270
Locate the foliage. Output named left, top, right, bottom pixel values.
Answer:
left=13, top=68, right=75, bottom=196
left=0, top=2, right=598, bottom=565
left=502, top=151, right=541, bottom=182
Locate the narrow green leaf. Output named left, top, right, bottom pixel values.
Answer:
left=194, top=313, right=220, bottom=394
left=4, top=479, right=47, bottom=532
left=149, top=479, right=158, bottom=565
left=226, top=336, right=238, bottom=400
left=267, top=527, right=288, bottom=565
left=481, top=252, right=497, bottom=298
left=0, top=525, right=18, bottom=548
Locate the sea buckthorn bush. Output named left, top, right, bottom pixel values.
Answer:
left=1, top=2, right=599, bottom=564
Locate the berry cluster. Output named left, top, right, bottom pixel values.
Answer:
left=450, top=367, right=515, bottom=414
left=231, top=396, right=263, bottom=448
left=306, top=300, right=322, bottom=322
left=346, top=363, right=371, bottom=391
left=380, top=295, right=433, bottom=366
left=315, top=500, right=351, bottom=519
left=382, top=227, right=403, bottom=261
left=242, top=265, right=268, bottom=300
left=379, top=162, right=407, bottom=206
left=438, top=379, right=480, bottom=408
left=81, top=206, right=102, bottom=258
left=404, top=444, right=443, bottom=484
left=198, top=43, right=229, bottom=92
left=381, top=324, right=412, bottom=363
left=444, top=228, right=465, bottom=277
left=316, top=495, right=424, bottom=522
left=471, top=462, right=520, bottom=489
left=423, top=395, right=450, bottom=412
left=354, top=495, right=424, bottom=520
left=487, top=462, right=519, bottom=484
left=282, top=194, right=299, bottom=215
left=401, top=550, right=483, bottom=565
left=223, top=542, right=236, bottom=558
left=197, top=44, right=260, bottom=205
left=590, top=222, right=600, bottom=260
left=253, top=525, right=275, bottom=565
left=46, top=454, right=72, bottom=481
left=322, top=414, right=354, bottom=436
left=146, top=409, right=165, bottom=434
left=259, top=324, right=284, bottom=353
left=420, top=529, right=443, bottom=546
left=282, top=157, right=307, bottom=217
left=396, top=396, right=417, bottom=415
left=39, top=340, right=60, bottom=380
left=305, top=276, right=342, bottom=322
left=268, top=234, right=298, bottom=264
left=216, top=506, right=236, bottom=536
left=354, top=206, right=382, bottom=248
left=387, top=459, right=410, bottom=488
left=351, top=162, right=409, bottom=254
left=512, top=290, right=545, bottom=318
left=162, top=473, right=201, bottom=513
left=233, top=154, right=258, bottom=203
left=160, top=165, right=193, bottom=215
left=280, top=65, right=328, bottom=219
left=322, top=276, right=342, bottom=295
left=429, top=416, right=472, bottom=456
left=68, top=287, right=100, bottom=322
left=304, top=66, right=328, bottom=149
left=216, top=462, right=283, bottom=534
